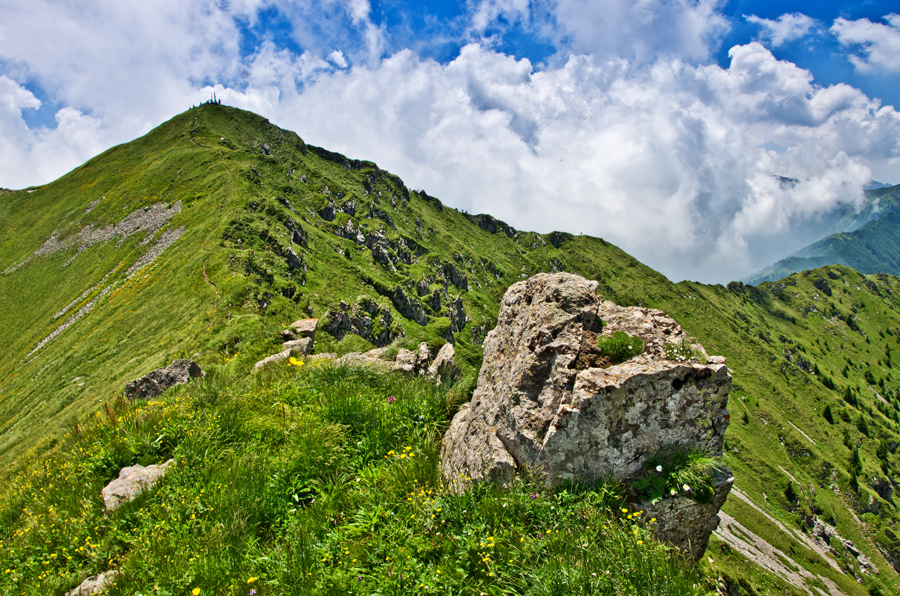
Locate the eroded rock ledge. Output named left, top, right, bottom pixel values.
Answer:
left=439, top=272, right=733, bottom=560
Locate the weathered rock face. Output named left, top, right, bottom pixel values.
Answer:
left=439, top=272, right=732, bottom=560
left=124, top=359, right=203, bottom=399
left=639, top=471, right=734, bottom=561
left=102, top=460, right=173, bottom=511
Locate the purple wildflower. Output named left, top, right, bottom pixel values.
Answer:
left=249, top=591, right=256, bottom=596
left=530, top=492, right=537, bottom=499
left=388, top=395, right=395, bottom=404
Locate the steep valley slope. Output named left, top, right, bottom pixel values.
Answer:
left=2, top=103, right=900, bottom=594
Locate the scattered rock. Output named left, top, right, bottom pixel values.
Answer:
left=284, top=246, right=305, bottom=272
left=870, top=476, right=894, bottom=503
left=416, top=342, right=431, bottom=373
left=442, top=262, right=468, bottom=290
left=392, top=349, right=418, bottom=374
left=289, top=226, right=308, bottom=248
left=102, top=460, right=173, bottom=511
left=124, top=359, right=203, bottom=399
left=428, top=343, right=459, bottom=384
left=449, top=295, right=469, bottom=332
left=282, top=338, right=313, bottom=354
left=547, top=231, right=573, bottom=248
left=439, top=272, right=732, bottom=561
left=254, top=347, right=302, bottom=369
left=65, top=570, right=120, bottom=596
left=282, top=318, right=318, bottom=342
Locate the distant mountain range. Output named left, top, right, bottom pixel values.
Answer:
left=745, top=183, right=900, bottom=284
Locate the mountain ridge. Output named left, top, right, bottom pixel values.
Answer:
left=2, top=103, right=900, bottom=594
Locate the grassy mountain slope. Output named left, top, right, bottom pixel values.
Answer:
left=2, top=104, right=900, bottom=594
left=0, top=104, right=658, bottom=465
left=746, top=185, right=900, bottom=284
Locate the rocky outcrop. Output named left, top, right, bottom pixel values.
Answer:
left=285, top=246, right=304, bottom=272
left=428, top=343, right=460, bottom=384
left=449, top=295, right=469, bottom=332
left=337, top=341, right=453, bottom=379
left=255, top=319, right=318, bottom=369
left=102, top=460, right=174, bottom=511
left=336, top=219, right=365, bottom=244
left=65, top=570, right=120, bottom=596
left=802, top=514, right=880, bottom=576
left=319, top=198, right=336, bottom=221
left=124, top=359, right=203, bottom=399
left=391, top=286, right=427, bottom=326
left=323, top=299, right=401, bottom=346
left=442, top=262, right=468, bottom=290
left=439, top=272, right=732, bottom=561
left=639, top=471, right=734, bottom=561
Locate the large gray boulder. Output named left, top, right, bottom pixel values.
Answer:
left=102, top=460, right=174, bottom=511
left=124, top=359, right=202, bottom=399
left=439, top=272, right=732, bottom=560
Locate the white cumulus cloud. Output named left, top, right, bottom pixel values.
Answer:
left=745, top=12, right=816, bottom=47
left=1, top=1, right=899, bottom=282
left=832, top=14, right=900, bottom=72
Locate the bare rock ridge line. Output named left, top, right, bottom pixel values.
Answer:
left=440, top=272, right=733, bottom=560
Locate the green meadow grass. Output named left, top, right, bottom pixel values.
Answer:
left=0, top=362, right=708, bottom=595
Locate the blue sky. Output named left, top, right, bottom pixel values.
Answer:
left=1, top=1, right=899, bottom=283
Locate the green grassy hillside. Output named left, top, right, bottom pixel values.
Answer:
left=2, top=104, right=900, bottom=594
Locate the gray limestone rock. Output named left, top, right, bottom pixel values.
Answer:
left=638, top=470, right=734, bottom=561
left=282, top=318, right=318, bottom=342
left=428, top=343, right=459, bottom=384
left=416, top=342, right=431, bottom=374
left=439, top=272, right=732, bottom=561
left=449, top=295, right=469, bottom=332
left=319, top=198, right=336, bottom=221
left=254, top=348, right=300, bottom=369
left=282, top=338, right=313, bottom=355
left=392, top=348, right=418, bottom=374
left=65, top=570, right=120, bottom=596
left=124, top=359, right=203, bottom=399
left=102, top=460, right=173, bottom=511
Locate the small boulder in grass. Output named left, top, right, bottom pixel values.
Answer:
left=65, top=570, right=120, bottom=596
left=102, top=460, right=174, bottom=511
left=124, top=359, right=203, bottom=399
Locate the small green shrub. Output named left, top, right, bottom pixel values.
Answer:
left=597, top=331, right=644, bottom=364
left=630, top=448, right=725, bottom=505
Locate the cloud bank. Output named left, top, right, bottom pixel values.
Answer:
left=1, top=1, right=899, bottom=282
